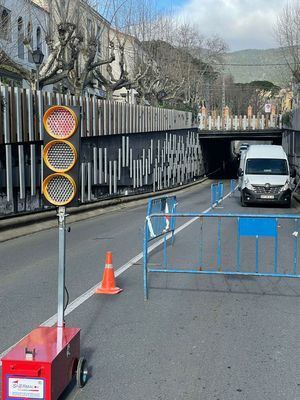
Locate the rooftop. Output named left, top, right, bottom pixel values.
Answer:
left=246, top=145, right=286, bottom=159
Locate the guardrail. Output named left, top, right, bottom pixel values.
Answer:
left=143, top=212, right=300, bottom=299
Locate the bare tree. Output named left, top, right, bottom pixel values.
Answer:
left=31, top=0, right=117, bottom=93
left=134, top=19, right=227, bottom=109
left=275, top=2, right=300, bottom=83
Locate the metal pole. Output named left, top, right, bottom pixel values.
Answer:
left=36, top=65, right=40, bottom=91
left=57, top=206, right=67, bottom=327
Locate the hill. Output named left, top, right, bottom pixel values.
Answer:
left=224, top=48, right=291, bottom=87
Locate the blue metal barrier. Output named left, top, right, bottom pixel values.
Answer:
left=146, top=196, right=177, bottom=239
left=218, top=182, right=224, bottom=200
left=210, top=183, right=218, bottom=207
left=211, top=182, right=225, bottom=207
left=143, top=212, right=300, bottom=299
left=230, top=179, right=237, bottom=195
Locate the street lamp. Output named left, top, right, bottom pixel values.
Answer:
left=32, top=48, right=44, bottom=91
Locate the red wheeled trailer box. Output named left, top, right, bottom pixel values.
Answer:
left=1, top=326, right=84, bottom=400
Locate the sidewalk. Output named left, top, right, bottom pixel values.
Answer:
left=0, top=177, right=209, bottom=243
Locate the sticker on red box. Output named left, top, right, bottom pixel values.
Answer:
left=8, top=377, right=44, bottom=399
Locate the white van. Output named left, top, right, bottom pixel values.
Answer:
left=237, top=148, right=248, bottom=189
left=237, top=145, right=295, bottom=207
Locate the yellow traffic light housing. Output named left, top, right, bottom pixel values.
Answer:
left=42, top=105, right=80, bottom=207
left=43, top=173, right=76, bottom=206
left=43, top=106, right=78, bottom=139
left=43, top=140, right=78, bottom=173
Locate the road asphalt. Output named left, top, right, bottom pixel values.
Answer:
left=1, top=180, right=300, bottom=400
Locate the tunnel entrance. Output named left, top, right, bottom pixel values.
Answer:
left=200, top=135, right=283, bottom=179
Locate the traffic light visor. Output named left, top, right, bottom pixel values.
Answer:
left=43, top=140, right=78, bottom=172
left=43, top=106, right=78, bottom=139
left=43, top=173, right=76, bottom=206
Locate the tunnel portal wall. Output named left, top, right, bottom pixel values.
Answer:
left=0, top=129, right=205, bottom=216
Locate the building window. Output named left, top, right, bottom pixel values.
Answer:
left=37, top=27, right=42, bottom=50
left=27, top=22, right=33, bottom=63
left=97, top=26, right=101, bottom=55
left=18, top=17, right=24, bottom=60
left=87, top=18, right=93, bottom=36
left=0, top=8, right=11, bottom=41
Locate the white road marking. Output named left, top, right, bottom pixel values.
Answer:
left=0, top=188, right=234, bottom=363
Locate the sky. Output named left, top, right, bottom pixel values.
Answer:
left=157, top=0, right=289, bottom=51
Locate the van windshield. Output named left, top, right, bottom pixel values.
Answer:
left=246, top=158, right=288, bottom=175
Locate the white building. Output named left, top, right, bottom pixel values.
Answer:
left=0, top=0, right=140, bottom=101
left=0, top=0, right=49, bottom=86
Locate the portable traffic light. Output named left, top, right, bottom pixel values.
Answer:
left=2, top=106, right=86, bottom=400
left=42, top=105, right=80, bottom=206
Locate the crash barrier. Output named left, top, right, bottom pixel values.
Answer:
left=210, top=182, right=224, bottom=207
left=146, top=196, right=177, bottom=239
left=143, top=212, right=300, bottom=299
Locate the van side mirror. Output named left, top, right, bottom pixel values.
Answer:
left=290, top=168, right=296, bottom=178
left=237, top=168, right=244, bottom=177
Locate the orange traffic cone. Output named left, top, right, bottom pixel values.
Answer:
left=95, top=252, right=123, bottom=295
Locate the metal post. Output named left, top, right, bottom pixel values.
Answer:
left=293, top=219, right=298, bottom=275
left=237, top=217, right=241, bottom=272
left=274, top=219, right=278, bottom=274
left=36, top=65, right=40, bottom=91
left=57, top=206, right=67, bottom=327
left=143, top=220, right=149, bottom=300
left=163, top=234, right=168, bottom=268
left=217, top=217, right=222, bottom=271
left=199, top=217, right=203, bottom=269
left=255, top=235, right=259, bottom=273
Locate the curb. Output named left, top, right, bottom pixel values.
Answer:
left=0, top=177, right=209, bottom=243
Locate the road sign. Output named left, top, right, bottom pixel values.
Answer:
left=264, top=103, right=272, bottom=113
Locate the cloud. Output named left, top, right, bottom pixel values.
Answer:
left=172, top=0, right=285, bottom=50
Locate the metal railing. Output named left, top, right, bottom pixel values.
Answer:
left=143, top=212, right=300, bottom=299
left=198, top=114, right=282, bottom=131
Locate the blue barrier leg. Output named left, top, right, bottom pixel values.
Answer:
left=163, top=234, right=168, bottom=268
left=230, top=179, right=236, bottom=195
left=210, top=184, right=215, bottom=207
left=171, top=228, right=175, bottom=245
left=199, top=217, right=203, bottom=268
left=237, top=217, right=241, bottom=272
left=217, top=217, right=222, bottom=271
left=274, top=219, right=278, bottom=274
left=143, top=221, right=149, bottom=300
left=293, top=219, right=298, bottom=275
left=218, top=182, right=224, bottom=203
left=255, top=235, right=259, bottom=273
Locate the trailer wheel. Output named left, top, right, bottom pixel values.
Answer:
left=76, top=357, right=88, bottom=388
